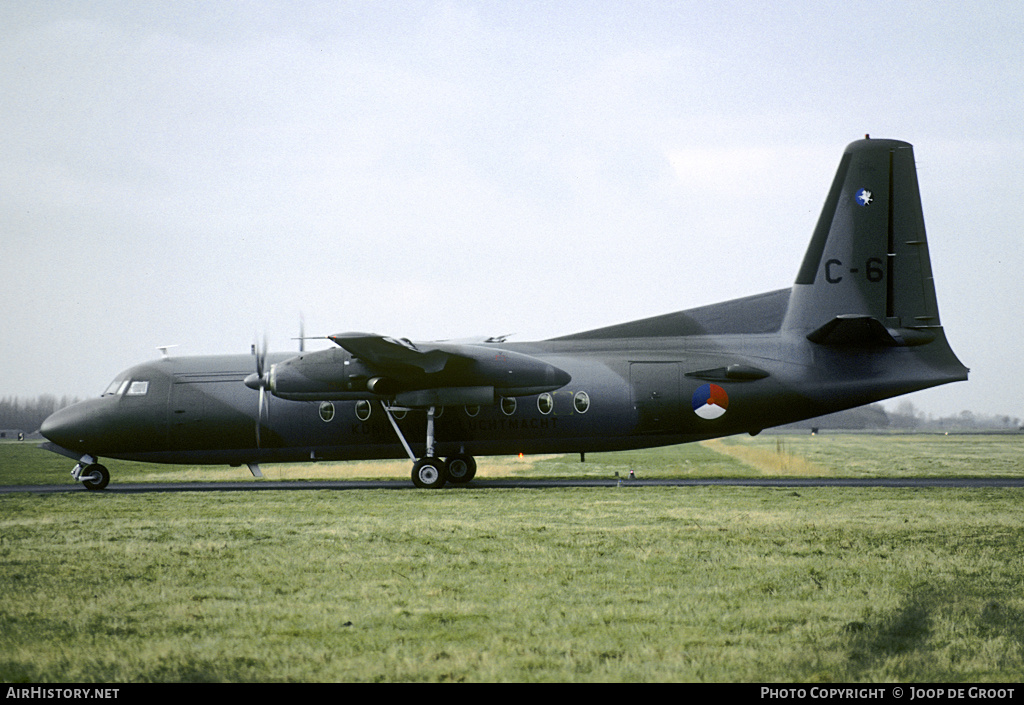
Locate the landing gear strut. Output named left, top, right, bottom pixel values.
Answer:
left=71, top=456, right=110, bottom=491
left=382, top=404, right=476, bottom=489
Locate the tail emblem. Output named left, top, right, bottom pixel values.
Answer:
left=856, top=188, right=873, bottom=206
left=693, top=384, right=729, bottom=420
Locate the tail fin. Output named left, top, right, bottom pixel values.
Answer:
left=783, top=138, right=942, bottom=345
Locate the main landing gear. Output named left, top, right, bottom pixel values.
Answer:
left=382, top=405, right=477, bottom=489
left=71, top=455, right=110, bottom=491
left=410, top=453, right=478, bottom=489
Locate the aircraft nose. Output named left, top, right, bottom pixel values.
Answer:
left=40, top=399, right=111, bottom=452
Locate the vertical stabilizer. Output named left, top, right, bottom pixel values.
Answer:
left=783, top=139, right=941, bottom=342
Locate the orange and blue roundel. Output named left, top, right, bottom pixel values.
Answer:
left=692, top=384, right=729, bottom=420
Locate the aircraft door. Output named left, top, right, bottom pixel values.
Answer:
left=630, top=362, right=681, bottom=434
left=169, top=381, right=257, bottom=450
left=169, top=382, right=206, bottom=449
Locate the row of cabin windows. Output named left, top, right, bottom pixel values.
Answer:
left=320, top=391, right=591, bottom=423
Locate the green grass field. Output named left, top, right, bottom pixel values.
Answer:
left=2, top=434, right=1024, bottom=682
left=7, top=432, right=1024, bottom=486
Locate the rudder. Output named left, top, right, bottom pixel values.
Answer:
left=783, top=138, right=941, bottom=344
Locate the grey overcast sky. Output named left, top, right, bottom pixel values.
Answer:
left=2, top=1, right=1022, bottom=418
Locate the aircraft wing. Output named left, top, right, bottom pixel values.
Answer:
left=327, top=332, right=460, bottom=375
left=261, top=331, right=571, bottom=404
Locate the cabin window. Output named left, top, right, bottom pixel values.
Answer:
left=125, top=381, right=149, bottom=396
left=538, top=393, right=553, bottom=415
left=465, top=405, right=480, bottom=417
left=319, top=402, right=335, bottom=422
left=355, top=400, right=372, bottom=421
left=574, top=391, right=590, bottom=414
left=500, top=397, right=517, bottom=416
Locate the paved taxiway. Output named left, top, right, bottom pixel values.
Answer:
left=4, top=478, right=1024, bottom=494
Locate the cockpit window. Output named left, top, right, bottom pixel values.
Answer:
left=125, top=381, right=150, bottom=396
left=103, top=378, right=129, bottom=396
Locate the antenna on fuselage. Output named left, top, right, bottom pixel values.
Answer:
left=157, top=345, right=178, bottom=359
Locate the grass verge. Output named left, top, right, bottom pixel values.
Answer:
left=2, top=485, right=1024, bottom=681
left=3, top=435, right=1024, bottom=682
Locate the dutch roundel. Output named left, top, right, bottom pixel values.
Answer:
left=692, top=383, right=729, bottom=420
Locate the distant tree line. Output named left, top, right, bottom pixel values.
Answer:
left=781, top=402, right=1022, bottom=432
left=885, top=401, right=1021, bottom=432
left=0, top=395, right=80, bottom=435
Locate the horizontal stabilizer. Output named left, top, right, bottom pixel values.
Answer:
left=806, top=315, right=937, bottom=347
left=806, top=316, right=897, bottom=346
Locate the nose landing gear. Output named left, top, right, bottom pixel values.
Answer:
left=71, top=456, right=110, bottom=491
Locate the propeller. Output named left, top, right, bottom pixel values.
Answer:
left=244, top=335, right=271, bottom=449
left=245, top=314, right=309, bottom=448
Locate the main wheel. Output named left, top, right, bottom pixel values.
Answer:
left=445, top=454, right=477, bottom=484
left=81, top=464, right=110, bottom=491
left=411, top=457, right=448, bottom=489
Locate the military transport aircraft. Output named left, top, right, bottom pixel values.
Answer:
left=40, top=138, right=968, bottom=490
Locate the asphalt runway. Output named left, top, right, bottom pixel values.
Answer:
left=4, top=477, right=1024, bottom=494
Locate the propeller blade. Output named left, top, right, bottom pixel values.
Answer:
left=255, top=387, right=262, bottom=449
left=251, top=334, right=270, bottom=449
left=255, top=334, right=268, bottom=379
left=257, top=385, right=268, bottom=449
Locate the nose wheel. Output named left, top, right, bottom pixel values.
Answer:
left=72, top=461, right=110, bottom=491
